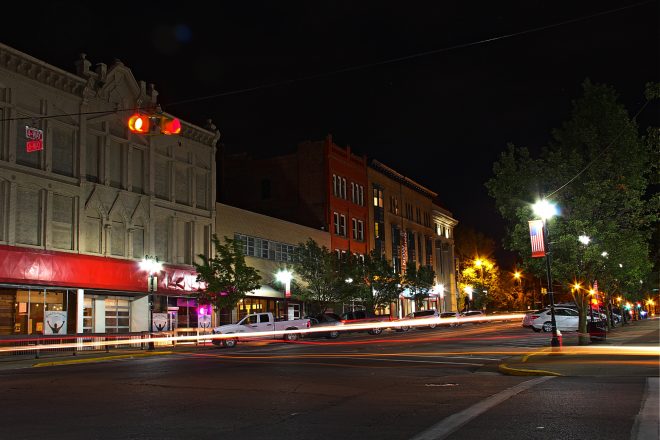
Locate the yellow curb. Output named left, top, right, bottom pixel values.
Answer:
left=498, top=363, right=562, bottom=376
left=522, top=347, right=552, bottom=363
left=33, top=351, right=173, bottom=368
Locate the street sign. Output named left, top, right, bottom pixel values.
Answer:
left=25, top=126, right=43, bottom=152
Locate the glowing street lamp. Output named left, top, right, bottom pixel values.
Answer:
left=578, top=235, right=591, bottom=245
left=532, top=199, right=560, bottom=348
left=140, top=255, right=163, bottom=350
left=435, top=283, right=445, bottom=312
left=276, top=270, right=293, bottom=320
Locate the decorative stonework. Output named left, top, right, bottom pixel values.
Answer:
left=0, top=44, right=86, bottom=96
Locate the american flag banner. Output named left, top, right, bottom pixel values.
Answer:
left=528, top=220, right=546, bottom=258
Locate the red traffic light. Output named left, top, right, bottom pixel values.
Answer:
left=161, top=116, right=181, bottom=135
left=128, top=113, right=151, bottom=133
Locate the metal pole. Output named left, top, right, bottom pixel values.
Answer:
left=543, top=219, right=560, bottom=348
left=148, top=274, right=154, bottom=350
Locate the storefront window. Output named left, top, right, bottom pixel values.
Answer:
left=83, top=297, right=94, bottom=333
left=105, top=298, right=130, bottom=333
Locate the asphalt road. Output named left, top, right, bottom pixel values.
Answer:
left=0, top=321, right=656, bottom=440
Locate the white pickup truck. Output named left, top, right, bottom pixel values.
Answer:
left=211, top=312, right=310, bottom=348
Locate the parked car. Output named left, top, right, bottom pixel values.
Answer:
left=398, top=309, right=440, bottom=331
left=460, top=310, right=486, bottom=324
left=522, top=308, right=548, bottom=328
left=529, top=307, right=579, bottom=332
left=439, top=311, right=461, bottom=327
left=340, top=310, right=390, bottom=335
left=305, top=313, right=343, bottom=339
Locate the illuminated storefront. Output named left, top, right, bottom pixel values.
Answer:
left=0, top=245, right=202, bottom=335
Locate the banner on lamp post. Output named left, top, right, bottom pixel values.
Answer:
left=528, top=220, right=546, bottom=258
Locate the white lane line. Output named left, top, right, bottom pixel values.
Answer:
left=409, top=376, right=555, bottom=440
left=631, top=377, right=659, bottom=440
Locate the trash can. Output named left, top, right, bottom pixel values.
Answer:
left=588, top=320, right=607, bottom=342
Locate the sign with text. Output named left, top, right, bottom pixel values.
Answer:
left=25, top=126, right=43, bottom=152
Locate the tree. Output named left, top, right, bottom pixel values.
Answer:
left=404, top=264, right=435, bottom=309
left=486, top=80, right=656, bottom=344
left=193, top=235, right=262, bottom=321
left=291, top=239, right=344, bottom=314
left=343, top=252, right=403, bottom=314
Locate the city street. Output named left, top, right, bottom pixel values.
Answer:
left=0, top=319, right=657, bottom=440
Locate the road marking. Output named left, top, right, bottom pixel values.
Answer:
left=32, top=351, right=173, bottom=368
left=409, top=376, right=555, bottom=440
left=632, top=377, right=659, bottom=440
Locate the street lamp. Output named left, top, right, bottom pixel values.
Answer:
left=435, top=283, right=445, bottom=312
left=532, top=199, right=560, bottom=348
left=464, top=285, right=473, bottom=311
left=140, top=255, right=163, bottom=350
left=276, top=269, right=293, bottom=320
left=513, top=271, right=523, bottom=309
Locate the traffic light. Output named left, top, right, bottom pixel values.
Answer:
left=128, top=113, right=151, bottom=134
left=127, top=112, right=181, bottom=136
left=160, top=116, right=181, bottom=135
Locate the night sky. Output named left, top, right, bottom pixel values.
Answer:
left=1, top=1, right=657, bottom=265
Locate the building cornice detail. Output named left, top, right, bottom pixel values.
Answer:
left=369, top=160, right=437, bottom=199
left=0, top=44, right=86, bottom=96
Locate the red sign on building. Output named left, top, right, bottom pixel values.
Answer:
left=25, top=126, right=43, bottom=152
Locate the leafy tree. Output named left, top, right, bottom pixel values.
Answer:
left=343, top=252, right=403, bottom=314
left=404, top=264, right=435, bottom=309
left=291, top=239, right=344, bottom=314
left=486, top=80, right=656, bottom=344
left=193, top=235, right=262, bottom=320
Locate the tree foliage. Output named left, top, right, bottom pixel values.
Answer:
left=486, top=80, right=657, bottom=342
left=193, top=235, right=262, bottom=312
left=290, top=239, right=344, bottom=314
left=343, top=252, right=404, bottom=314
left=403, top=264, right=435, bottom=309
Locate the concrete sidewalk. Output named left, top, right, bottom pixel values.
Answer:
left=499, top=318, right=660, bottom=377
left=0, top=341, right=220, bottom=371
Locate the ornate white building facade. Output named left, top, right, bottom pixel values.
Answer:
left=0, top=43, right=218, bottom=335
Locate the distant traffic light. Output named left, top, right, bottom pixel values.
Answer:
left=127, top=112, right=181, bottom=136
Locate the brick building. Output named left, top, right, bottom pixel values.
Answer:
left=222, top=134, right=368, bottom=257
left=368, top=160, right=458, bottom=315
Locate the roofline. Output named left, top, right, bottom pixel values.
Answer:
left=369, top=159, right=438, bottom=199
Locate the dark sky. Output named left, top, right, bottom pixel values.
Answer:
left=1, top=1, right=657, bottom=265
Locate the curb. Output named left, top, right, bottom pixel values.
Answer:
left=498, top=363, right=562, bottom=377
left=33, top=351, right=173, bottom=368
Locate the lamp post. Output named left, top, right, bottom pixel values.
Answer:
left=276, top=270, right=293, bottom=320
left=532, top=199, right=560, bottom=348
left=513, top=271, right=522, bottom=310
left=464, top=285, right=473, bottom=311
left=437, top=283, right=445, bottom=313
left=140, top=255, right=163, bottom=350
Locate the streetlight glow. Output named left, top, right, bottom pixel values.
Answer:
left=532, top=199, right=558, bottom=220
left=578, top=235, right=591, bottom=245
left=276, top=269, right=293, bottom=284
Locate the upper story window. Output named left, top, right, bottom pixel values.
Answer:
left=341, top=178, right=347, bottom=199
left=333, top=174, right=338, bottom=197
left=416, top=207, right=421, bottom=224
left=373, top=185, right=383, bottom=208
left=333, top=212, right=340, bottom=235
left=357, top=220, right=364, bottom=241
left=390, top=196, right=399, bottom=215
left=339, top=214, right=346, bottom=236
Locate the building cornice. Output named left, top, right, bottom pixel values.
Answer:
left=369, top=160, right=437, bottom=199
left=0, top=43, right=86, bottom=96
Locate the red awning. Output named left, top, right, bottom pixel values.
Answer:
left=0, top=245, right=203, bottom=294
